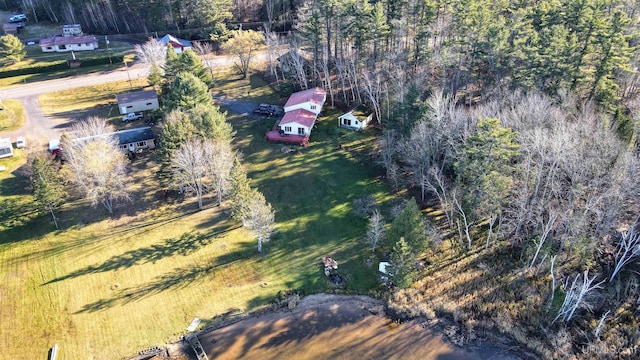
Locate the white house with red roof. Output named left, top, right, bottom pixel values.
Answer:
left=278, top=108, right=318, bottom=136
left=39, top=34, right=98, bottom=52
left=266, top=87, right=327, bottom=146
left=283, top=87, right=326, bottom=115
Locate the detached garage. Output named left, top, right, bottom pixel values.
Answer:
left=116, top=90, right=159, bottom=114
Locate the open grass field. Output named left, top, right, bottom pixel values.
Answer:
left=38, top=78, right=151, bottom=124
left=0, top=71, right=393, bottom=359
left=0, top=99, right=25, bottom=132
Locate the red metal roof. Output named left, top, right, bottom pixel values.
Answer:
left=39, top=34, right=97, bottom=47
left=278, top=108, right=317, bottom=128
left=284, top=87, right=326, bottom=109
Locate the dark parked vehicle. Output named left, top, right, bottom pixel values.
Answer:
left=253, top=104, right=281, bottom=117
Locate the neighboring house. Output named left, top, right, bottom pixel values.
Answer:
left=283, top=87, right=326, bottom=115
left=159, top=34, right=192, bottom=54
left=71, top=127, right=156, bottom=154
left=2, top=23, right=19, bottom=35
left=62, top=24, right=83, bottom=37
left=266, top=87, right=327, bottom=147
left=116, top=90, right=159, bottom=114
left=338, top=104, right=373, bottom=131
left=0, top=138, right=13, bottom=159
left=115, top=127, right=156, bottom=153
left=39, top=34, right=98, bottom=52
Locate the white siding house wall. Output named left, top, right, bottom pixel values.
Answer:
left=40, top=42, right=98, bottom=53
left=118, top=98, right=160, bottom=114
left=283, top=102, right=323, bottom=115
left=279, top=121, right=310, bottom=136
left=118, top=139, right=156, bottom=153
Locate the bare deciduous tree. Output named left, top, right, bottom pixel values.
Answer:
left=191, top=41, right=213, bottom=56
left=553, top=270, right=605, bottom=324
left=172, top=138, right=207, bottom=210
left=203, top=139, right=235, bottom=206
left=377, top=129, right=398, bottom=187
left=286, top=36, right=309, bottom=90
left=610, top=218, right=640, bottom=282
left=247, top=191, right=276, bottom=253
left=361, top=68, right=384, bottom=126
left=366, top=210, right=385, bottom=253
left=529, top=211, right=559, bottom=270
left=264, top=28, right=281, bottom=83
left=453, top=191, right=474, bottom=249
left=62, top=117, right=130, bottom=214
left=400, top=120, right=437, bottom=202
left=134, top=37, right=166, bottom=68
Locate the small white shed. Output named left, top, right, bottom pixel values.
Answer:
left=378, top=261, right=390, bottom=275
left=338, top=105, right=373, bottom=131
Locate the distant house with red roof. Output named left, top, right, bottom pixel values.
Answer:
left=159, top=34, right=192, bottom=54
left=266, top=87, right=327, bottom=146
left=39, top=34, right=98, bottom=53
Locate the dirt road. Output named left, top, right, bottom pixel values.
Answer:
left=184, top=294, right=523, bottom=360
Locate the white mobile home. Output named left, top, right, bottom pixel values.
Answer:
left=0, top=138, right=13, bottom=158
left=115, top=127, right=156, bottom=153
left=39, top=35, right=98, bottom=53
left=116, top=90, right=159, bottom=114
left=63, top=24, right=83, bottom=37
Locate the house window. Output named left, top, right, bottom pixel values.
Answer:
left=146, top=102, right=153, bottom=106
left=138, top=141, right=146, bottom=147
left=284, top=126, right=292, bottom=132
left=121, top=145, right=127, bottom=149
left=46, top=47, right=52, bottom=50
left=298, top=128, right=306, bottom=135
left=126, top=105, right=132, bottom=109
left=311, top=105, right=317, bottom=110
left=344, top=119, right=351, bottom=126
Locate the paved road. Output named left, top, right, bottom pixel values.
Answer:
left=0, top=63, right=150, bottom=148
left=0, top=52, right=267, bottom=148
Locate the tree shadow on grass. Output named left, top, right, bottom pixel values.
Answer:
left=74, top=240, right=255, bottom=313
left=44, top=221, right=241, bottom=286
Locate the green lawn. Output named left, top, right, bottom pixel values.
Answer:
left=38, top=78, right=151, bottom=125
left=0, top=40, right=134, bottom=88
left=0, top=76, right=392, bottom=359
left=0, top=99, right=25, bottom=131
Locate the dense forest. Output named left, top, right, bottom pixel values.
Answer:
left=7, top=0, right=640, bottom=358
